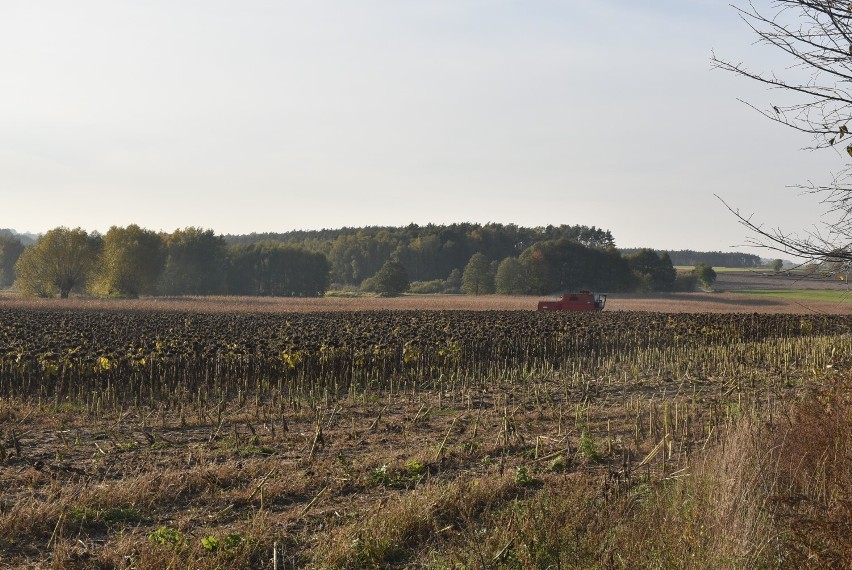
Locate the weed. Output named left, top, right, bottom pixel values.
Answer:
left=515, top=466, right=536, bottom=487
left=223, top=533, right=245, bottom=549
left=148, top=526, right=184, bottom=547
left=69, top=506, right=144, bottom=528
left=577, top=429, right=601, bottom=462
left=369, top=460, right=426, bottom=489
left=548, top=455, right=568, bottom=473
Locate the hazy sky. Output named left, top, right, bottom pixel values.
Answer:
left=0, top=1, right=843, bottom=255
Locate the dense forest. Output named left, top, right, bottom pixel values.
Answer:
left=619, top=248, right=762, bottom=268
left=224, top=223, right=616, bottom=284
left=0, top=224, right=742, bottom=298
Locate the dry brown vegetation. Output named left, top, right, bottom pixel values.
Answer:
left=1, top=289, right=851, bottom=314
left=2, top=362, right=849, bottom=568
left=1, top=302, right=850, bottom=568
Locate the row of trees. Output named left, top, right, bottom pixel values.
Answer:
left=405, top=241, right=681, bottom=296
left=225, top=223, right=616, bottom=285
left=619, top=249, right=762, bottom=268
left=9, top=226, right=330, bottom=298
left=0, top=235, right=25, bottom=288
left=1, top=224, right=694, bottom=299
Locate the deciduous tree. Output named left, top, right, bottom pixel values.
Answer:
left=158, top=228, right=227, bottom=295
left=226, top=243, right=330, bottom=296
left=626, top=249, right=676, bottom=292
left=93, top=225, right=165, bottom=297
left=14, top=227, right=102, bottom=298
left=693, top=263, right=717, bottom=290
left=0, top=235, right=24, bottom=287
left=370, top=259, right=409, bottom=296
left=494, top=257, right=527, bottom=294
left=461, top=253, right=494, bottom=295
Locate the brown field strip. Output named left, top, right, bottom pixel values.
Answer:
left=1, top=298, right=850, bottom=567
left=1, top=291, right=850, bottom=314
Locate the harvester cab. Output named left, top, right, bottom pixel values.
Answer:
left=537, top=291, right=606, bottom=312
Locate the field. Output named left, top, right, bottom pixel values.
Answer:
left=732, top=289, right=852, bottom=303
left=1, top=295, right=851, bottom=569
left=673, top=266, right=762, bottom=272
left=2, top=286, right=852, bottom=315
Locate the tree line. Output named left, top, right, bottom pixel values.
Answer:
left=0, top=223, right=696, bottom=298
left=4, top=226, right=330, bottom=299
left=618, top=248, right=762, bottom=268
left=224, top=223, right=616, bottom=285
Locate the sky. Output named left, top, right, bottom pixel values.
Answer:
left=0, top=0, right=844, bottom=256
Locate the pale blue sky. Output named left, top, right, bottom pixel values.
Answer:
left=0, top=1, right=841, bottom=254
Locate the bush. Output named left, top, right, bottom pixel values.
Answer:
left=673, top=273, right=698, bottom=292
left=408, top=280, right=445, bottom=294
left=369, top=260, right=409, bottom=296
left=693, top=263, right=717, bottom=290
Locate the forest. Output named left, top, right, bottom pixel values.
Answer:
left=0, top=223, right=717, bottom=298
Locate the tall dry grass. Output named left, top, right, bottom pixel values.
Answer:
left=607, top=374, right=852, bottom=569
left=310, top=376, right=852, bottom=569
left=2, top=290, right=849, bottom=314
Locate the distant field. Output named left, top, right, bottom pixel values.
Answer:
left=2, top=290, right=851, bottom=314
left=2, top=295, right=851, bottom=568
left=733, top=289, right=852, bottom=303
left=713, top=270, right=847, bottom=292
left=674, top=266, right=766, bottom=272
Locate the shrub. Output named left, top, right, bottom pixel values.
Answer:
left=408, top=280, right=445, bottom=294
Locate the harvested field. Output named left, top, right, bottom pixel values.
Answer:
left=1, top=302, right=851, bottom=568
left=1, top=288, right=851, bottom=314
left=712, top=269, right=849, bottom=291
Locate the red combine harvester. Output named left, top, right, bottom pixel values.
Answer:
left=537, top=291, right=606, bottom=312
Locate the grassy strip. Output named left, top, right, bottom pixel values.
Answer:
left=732, top=289, right=852, bottom=302
left=674, top=266, right=768, bottom=273
left=314, top=377, right=852, bottom=569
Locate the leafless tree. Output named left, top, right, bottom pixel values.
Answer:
left=712, top=1, right=852, bottom=263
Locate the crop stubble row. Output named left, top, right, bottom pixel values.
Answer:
left=1, top=308, right=850, bottom=407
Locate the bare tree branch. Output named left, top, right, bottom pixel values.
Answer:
left=714, top=0, right=852, bottom=264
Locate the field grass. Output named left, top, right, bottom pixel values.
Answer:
left=733, top=288, right=852, bottom=303
left=673, top=266, right=768, bottom=272
left=1, top=305, right=851, bottom=568
left=3, top=290, right=852, bottom=314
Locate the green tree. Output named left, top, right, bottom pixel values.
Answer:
left=0, top=235, right=24, bottom=287
left=226, top=243, right=330, bottom=296
left=518, top=247, right=552, bottom=294
left=444, top=268, right=462, bottom=293
left=625, top=249, right=676, bottom=292
left=494, top=256, right=527, bottom=294
left=770, top=259, right=784, bottom=272
left=328, top=231, right=400, bottom=285
left=93, top=225, right=165, bottom=297
left=158, top=228, right=227, bottom=295
left=519, top=239, right=633, bottom=294
left=692, top=263, right=717, bottom=290
left=370, top=259, right=409, bottom=296
left=14, top=227, right=102, bottom=298
left=461, top=253, right=494, bottom=295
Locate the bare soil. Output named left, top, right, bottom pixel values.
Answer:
left=0, top=369, right=765, bottom=569
left=712, top=269, right=849, bottom=291
left=1, top=286, right=850, bottom=314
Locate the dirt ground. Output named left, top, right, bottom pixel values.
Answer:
left=2, top=277, right=849, bottom=567
left=712, top=269, right=850, bottom=291
left=1, top=282, right=851, bottom=315
left=0, top=367, right=760, bottom=568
